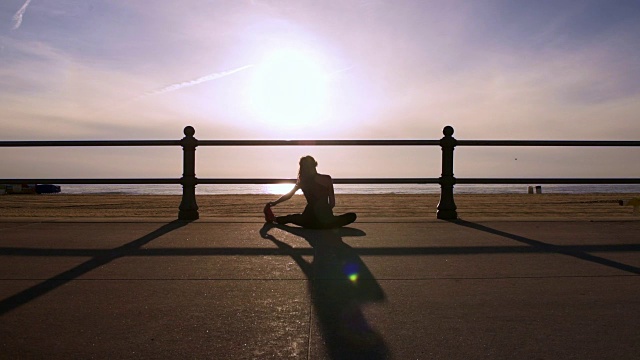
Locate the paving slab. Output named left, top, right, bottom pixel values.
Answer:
left=0, top=219, right=639, bottom=359
left=0, top=280, right=310, bottom=359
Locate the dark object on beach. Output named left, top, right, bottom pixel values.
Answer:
left=619, top=198, right=640, bottom=215
left=36, top=184, right=61, bottom=194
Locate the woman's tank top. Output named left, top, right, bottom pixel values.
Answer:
left=299, top=175, right=331, bottom=206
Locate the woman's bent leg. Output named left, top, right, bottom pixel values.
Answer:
left=276, top=207, right=356, bottom=229
left=321, top=212, right=357, bottom=229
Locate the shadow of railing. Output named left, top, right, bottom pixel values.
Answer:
left=2, top=226, right=638, bottom=317
left=3, top=244, right=639, bottom=258
left=0, top=220, right=191, bottom=316
left=449, top=220, right=640, bottom=275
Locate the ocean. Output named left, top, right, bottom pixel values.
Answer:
left=57, top=184, right=640, bottom=195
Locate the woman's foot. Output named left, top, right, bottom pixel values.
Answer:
left=263, top=203, right=277, bottom=223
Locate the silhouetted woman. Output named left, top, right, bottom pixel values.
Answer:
left=264, top=156, right=356, bottom=228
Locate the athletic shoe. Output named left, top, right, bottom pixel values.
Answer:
left=263, top=203, right=277, bottom=223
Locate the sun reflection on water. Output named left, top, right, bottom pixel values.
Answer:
left=264, top=183, right=297, bottom=195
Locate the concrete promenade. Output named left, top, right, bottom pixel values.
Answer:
left=1, top=218, right=639, bottom=359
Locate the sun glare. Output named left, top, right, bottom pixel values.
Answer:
left=250, top=48, right=329, bottom=129
left=265, top=183, right=297, bottom=195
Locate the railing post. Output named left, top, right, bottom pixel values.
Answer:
left=178, top=126, right=199, bottom=220
left=437, top=125, right=458, bottom=219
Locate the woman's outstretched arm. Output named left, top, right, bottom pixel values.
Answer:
left=269, top=184, right=300, bottom=206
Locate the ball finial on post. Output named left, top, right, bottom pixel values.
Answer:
left=443, top=126, right=454, bottom=137
left=184, top=126, right=195, bottom=137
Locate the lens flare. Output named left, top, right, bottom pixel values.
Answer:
left=344, top=262, right=359, bottom=284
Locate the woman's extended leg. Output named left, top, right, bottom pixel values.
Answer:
left=276, top=207, right=317, bottom=228
left=276, top=213, right=309, bottom=227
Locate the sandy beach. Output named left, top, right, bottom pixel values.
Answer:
left=1, top=193, right=639, bottom=219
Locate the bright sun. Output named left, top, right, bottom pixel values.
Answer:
left=250, top=48, right=329, bottom=129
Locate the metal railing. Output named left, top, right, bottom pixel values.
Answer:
left=1, top=125, right=639, bottom=220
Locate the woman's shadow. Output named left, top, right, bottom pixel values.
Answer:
left=260, top=223, right=388, bottom=360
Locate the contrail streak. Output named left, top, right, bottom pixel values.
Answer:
left=331, top=66, right=355, bottom=75
left=146, top=64, right=254, bottom=96
left=12, top=0, right=32, bottom=30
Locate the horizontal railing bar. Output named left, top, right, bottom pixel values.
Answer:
left=197, top=178, right=440, bottom=184
left=457, top=178, right=640, bottom=184
left=0, top=140, right=439, bottom=147
left=0, top=140, right=181, bottom=147
left=197, top=140, right=440, bottom=146
left=0, top=179, right=181, bottom=184
left=457, top=140, right=640, bottom=146
left=3, top=139, right=639, bottom=147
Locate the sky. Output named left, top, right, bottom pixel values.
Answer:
left=1, top=0, right=639, bottom=180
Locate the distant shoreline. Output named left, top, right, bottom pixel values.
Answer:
left=2, top=193, right=638, bottom=219
left=23, top=183, right=640, bottom=196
